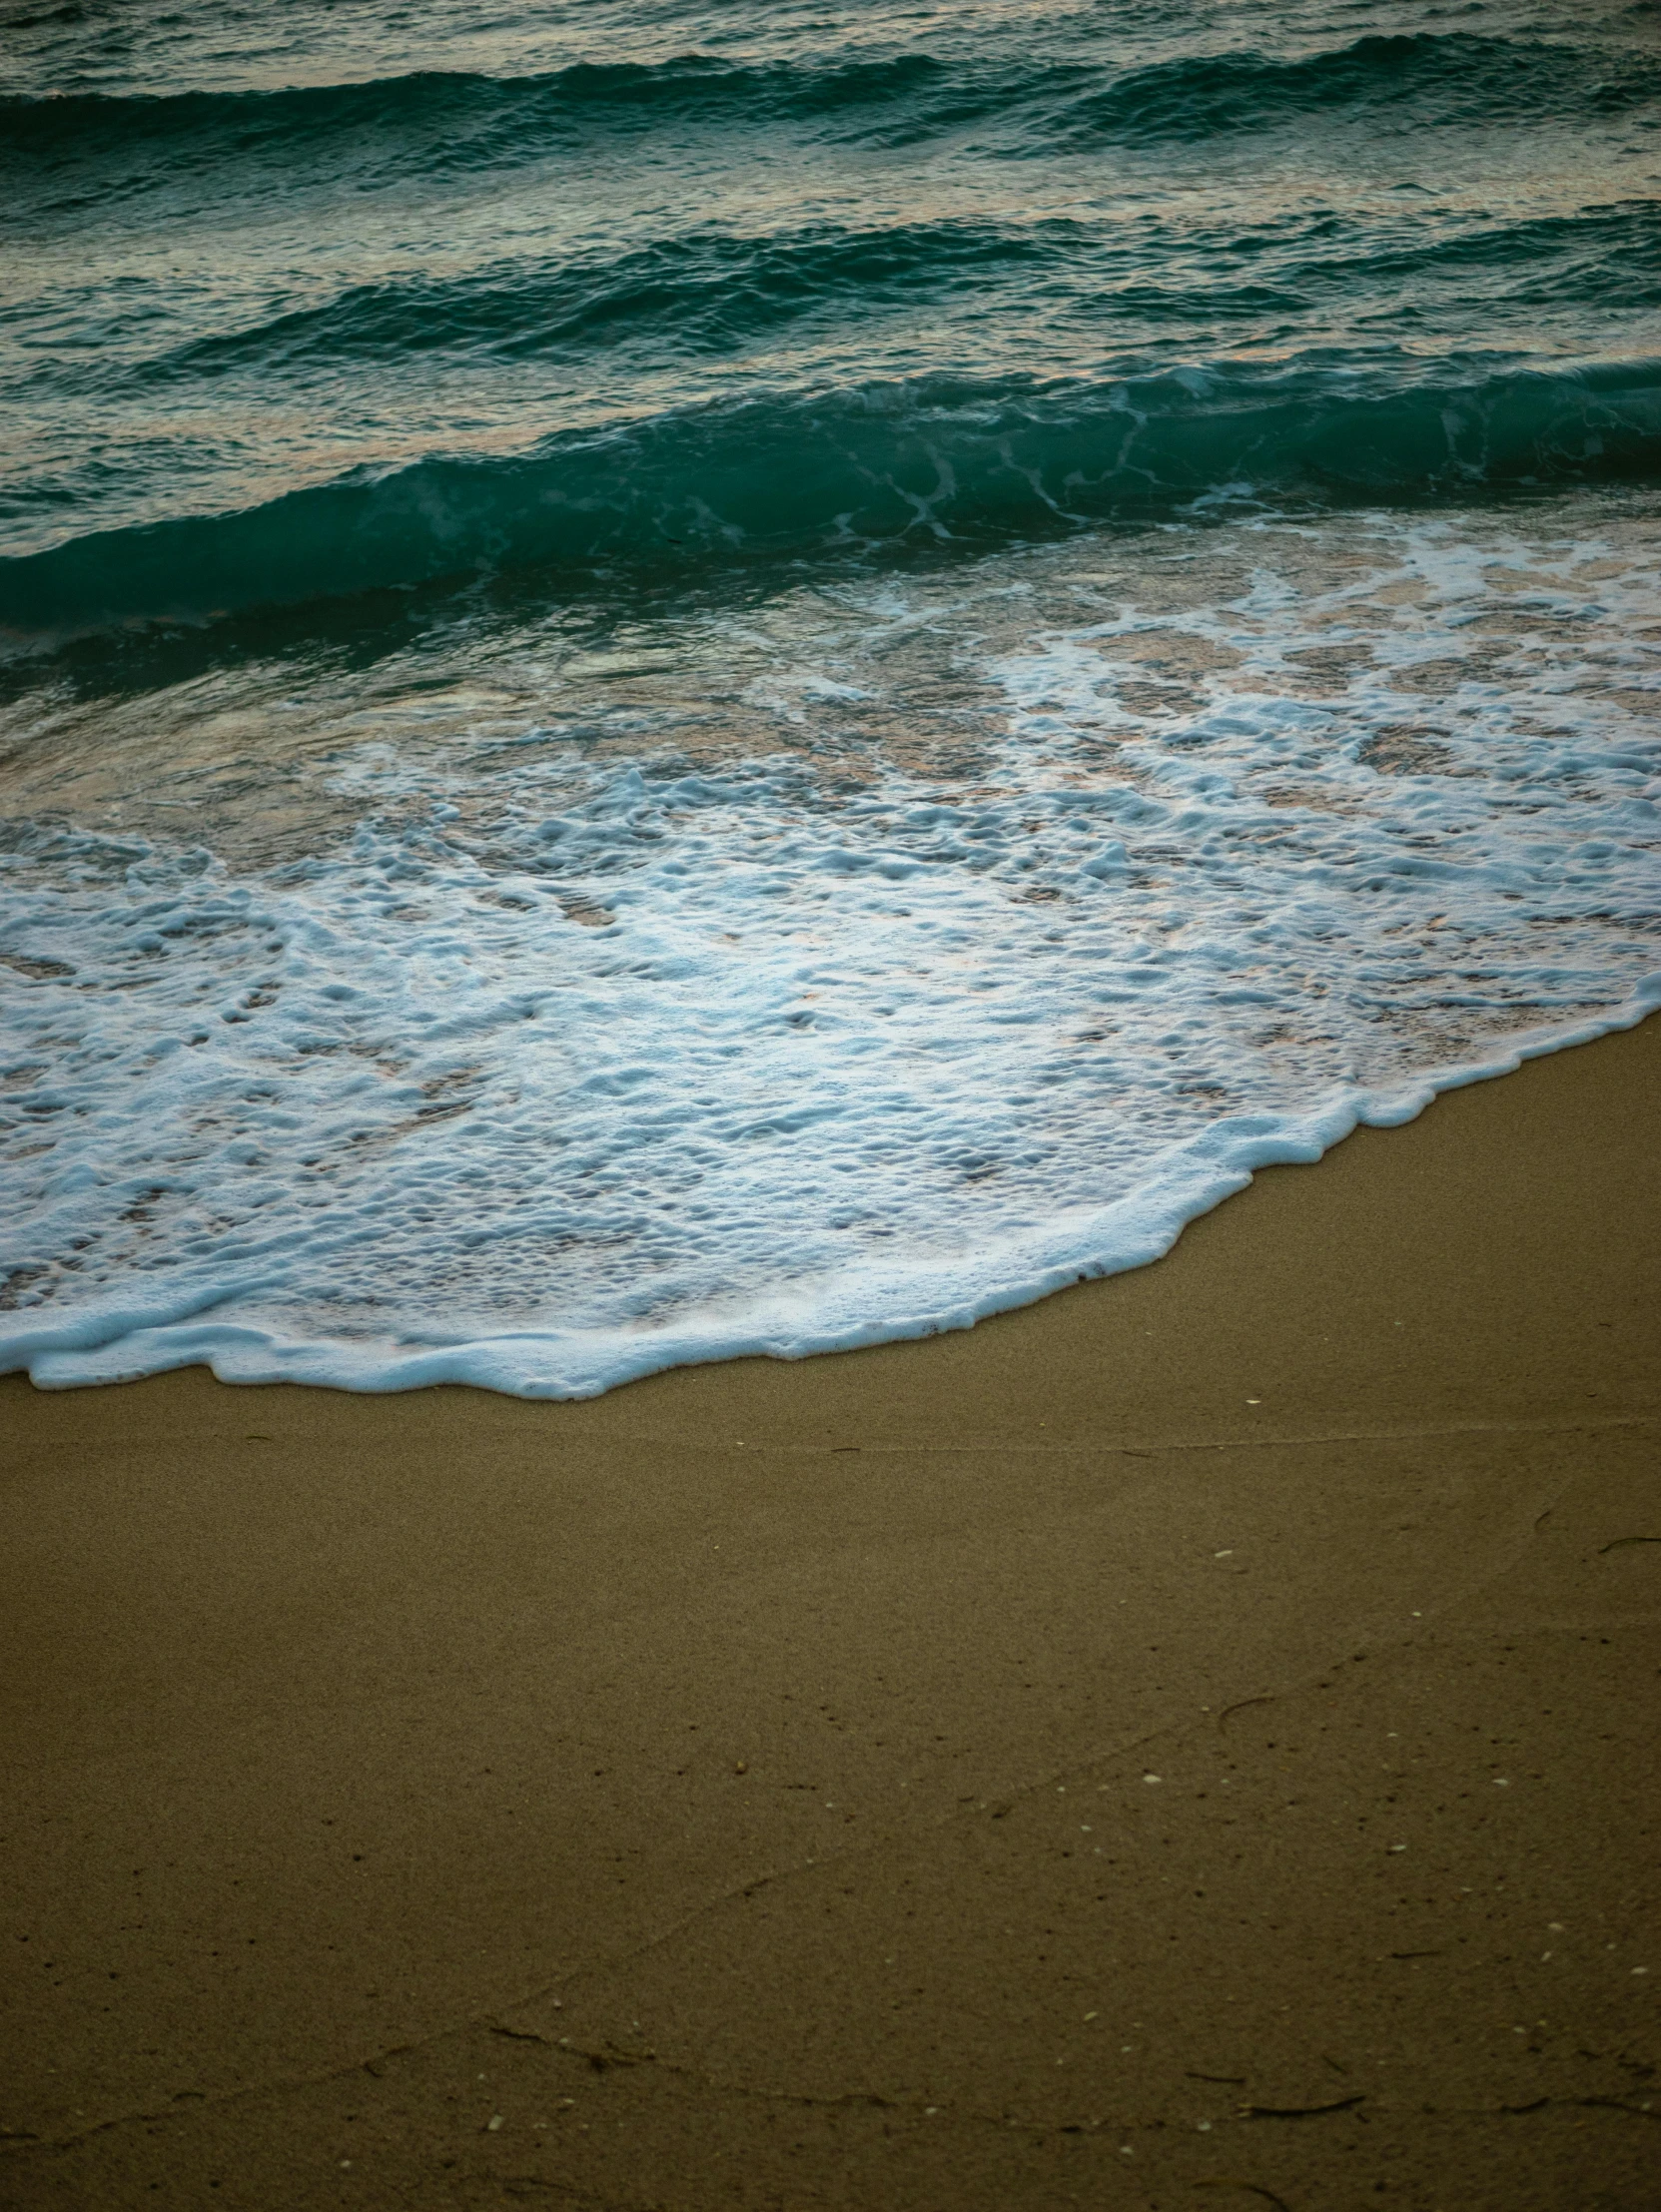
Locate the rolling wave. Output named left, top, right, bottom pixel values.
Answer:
left=1041, top=32, right=1659, bottom=150
left=5, top=31, right=1648, bottom=217
left=1316, top=204, right=1661, bottom=295
left=0, top=53, right=996, bottom=214
left=6, top=358, right=1658, bottom=636
left=0, top=50, right=954, bottom=155
left=104, top=222, right=1065, bottom=385
left=35, top=205, right=1649, bottom=400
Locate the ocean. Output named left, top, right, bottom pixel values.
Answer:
left=2, top=0, right=1658, bottom=1394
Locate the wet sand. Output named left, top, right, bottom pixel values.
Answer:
left=2, top=1016, right=1658, bottom=2211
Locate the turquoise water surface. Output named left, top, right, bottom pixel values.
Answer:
left=2, top=0, right=1658, bottom=1390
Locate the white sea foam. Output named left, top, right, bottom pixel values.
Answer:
left=2, top=505, right=1657, bottom=1392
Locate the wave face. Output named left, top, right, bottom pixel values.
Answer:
left=7, top=362, right=1661, bottom=632
left=3, top=0, right=1660, bottom=1395
left=2, top=55, right=985, bottom=220
left=5, top=32, right=1650, bottom=207
left=1042, top=30, right=1661, bottom=148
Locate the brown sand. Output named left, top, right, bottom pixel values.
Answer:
left=2, top=1018, right=1658, bottom=2212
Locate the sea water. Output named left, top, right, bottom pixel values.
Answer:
left=2, top=0, right=1658, bottom=1392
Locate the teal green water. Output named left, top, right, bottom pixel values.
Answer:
left=2, top=3, right=1659, bottom=1396
left=4, top=0, right=1660, bottom=624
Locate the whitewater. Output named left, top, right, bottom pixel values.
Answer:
left=2, top=0, right=1658, bottom=1393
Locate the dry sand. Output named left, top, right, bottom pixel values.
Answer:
left=2, top=1016, right=1658, bottom=2212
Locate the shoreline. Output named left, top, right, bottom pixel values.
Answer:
left=14, top=987, right=1661, bottom=1402
left=2, top=1013, right=1657, bottom=2209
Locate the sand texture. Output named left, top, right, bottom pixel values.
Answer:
left=2, top=1017, right=1658, bottom=2211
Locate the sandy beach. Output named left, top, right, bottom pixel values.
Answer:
left=2, top=1014, right=1657, bottom=2212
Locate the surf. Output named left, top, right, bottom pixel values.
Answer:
left=7, top=358, right=1660, bottom=637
